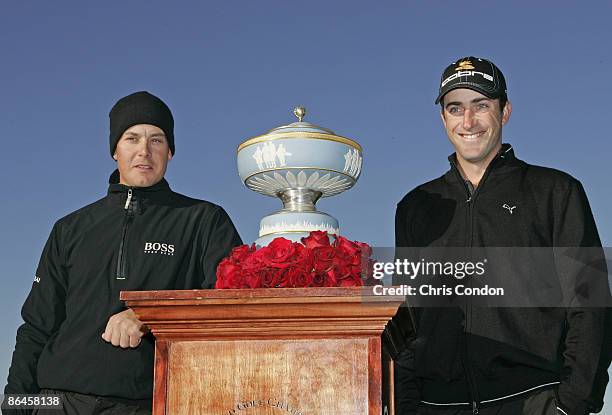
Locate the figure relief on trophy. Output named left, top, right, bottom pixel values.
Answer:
left=237, top=106, right=363, bottom=246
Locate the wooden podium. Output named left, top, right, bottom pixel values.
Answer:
left=121, top=287, right=404, bottom=415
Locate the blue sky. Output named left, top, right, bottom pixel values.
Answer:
left=1, top=0, right=611, bottom=409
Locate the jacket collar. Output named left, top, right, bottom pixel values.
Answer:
left=106, top=169, right=173, bottom=207
left=444, top=143, right=521, bottom=183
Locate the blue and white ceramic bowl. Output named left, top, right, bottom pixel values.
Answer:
left=237, top=121, right=362, bottom=197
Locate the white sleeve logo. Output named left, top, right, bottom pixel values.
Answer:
left=144, top=242, right=175, bottom=256
left=34, top=275, right=41, bottom=283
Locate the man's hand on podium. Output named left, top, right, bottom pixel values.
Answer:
left=101, top=308, right=149, bottom=348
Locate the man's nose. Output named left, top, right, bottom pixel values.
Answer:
left=137, top=139, right=152, bottom=156
left=463, top=110, right=476, bottom=130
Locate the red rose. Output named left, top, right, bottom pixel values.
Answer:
left=287, top=267, right=315, bottom=287
left=332, top=251, right=353, bottom=269
left=261, top=238, right=296, bottom=268
left=312, top=246, right=336, bottom=272
left=350, top=264, right=362, bottom=279
left=311, top=271, right=325, bottom=287
left=324, top=268, right=338, bottom=287
left=242, top=250, right=265, bottom=274
left=230, top=244, right=256, bottom=263
left=292, top=243, right=314, bottom=270
left=333, top=263, right=352, bottom=280
left=355, top=241, right=372, bottom=258
left=334, top=236, right=360, bottom=253
left=216, top=258, right=244, bottom=288
left=278, top=267, right=291, bottom=287
left=245, top=271, right=263, bottom=289
left=334, top=236, right=362, bottom=265
left=332, top=263, right=365, bottom=287
left=276, top=267, right=312, bottom=287
left=261, top=268, right=283, bottom=288
left=301, top=231, right=330, bottom=249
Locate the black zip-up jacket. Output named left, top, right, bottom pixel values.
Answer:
left=4, top=171, right=242, bottom=403
left=394, top=145, right=610, bottom=414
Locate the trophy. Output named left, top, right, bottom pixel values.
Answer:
left=237, top=107, right=363, bottom=246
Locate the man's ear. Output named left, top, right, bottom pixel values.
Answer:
left=113, top=153, right=118, bottom=161
left=502, top=100, right=512, bottom=125
left=440, top=110, right=448, bottom=129
left=167, top=149, right=173, bottom=161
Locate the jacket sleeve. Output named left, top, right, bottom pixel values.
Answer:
left=198, top=206, right=243, bottom=289
left=553, top=179, right=610, bottom=415
left=393, top=201, right=420, bottom=415
left=3, top=223, right=68, bottom=415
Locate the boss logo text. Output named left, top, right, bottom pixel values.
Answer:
left=144, top=242, right=175, bottom=256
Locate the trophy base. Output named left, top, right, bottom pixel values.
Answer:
left=256, top=211, right=339, bottom=247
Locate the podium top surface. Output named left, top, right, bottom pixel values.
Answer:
left=120, top=286, right=402, bottom=303
left=120, top=287, right=405, bottom=340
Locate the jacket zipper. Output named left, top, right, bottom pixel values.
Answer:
left=116, top=188, right=134, bottom=280
left=465, top=173, right=480, bottom=415
left=450, top=155, right=502, bottom=415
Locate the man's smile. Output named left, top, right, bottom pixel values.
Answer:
left=458, top=131, right=485, bottom=140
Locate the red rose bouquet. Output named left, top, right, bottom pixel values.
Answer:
left=215, top=231, right=375, bottom=289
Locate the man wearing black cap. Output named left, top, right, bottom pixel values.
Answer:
left=394, top=58, right=610, bottom=414
left=3, top=91, right=242, bottom=414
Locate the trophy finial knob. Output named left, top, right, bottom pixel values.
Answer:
left=293, top=106, right=306, bottom=122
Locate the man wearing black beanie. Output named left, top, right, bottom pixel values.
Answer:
left=3, top=91, right=242, bottom=414
left=107, top=91, right=175, bottom=189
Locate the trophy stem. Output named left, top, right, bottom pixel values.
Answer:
left=277, top=189, right=322, bottom=212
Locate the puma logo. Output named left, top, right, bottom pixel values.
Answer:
left=502, top=203, right=516, bottom=214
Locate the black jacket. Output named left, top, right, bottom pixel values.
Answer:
left=394, top=145, right=610, bottom=414
left=5, top=171, right=242, bottom=402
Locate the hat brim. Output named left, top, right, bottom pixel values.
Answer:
left=435, top=83, right=502, bottom=105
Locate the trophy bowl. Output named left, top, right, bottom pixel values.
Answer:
left=237, top=107, right=362, bottom=246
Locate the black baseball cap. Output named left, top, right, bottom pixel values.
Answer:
left=435, top=56, right=507, bottom=104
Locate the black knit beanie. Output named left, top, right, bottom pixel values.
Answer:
left=109, top=91, right=175, bottom=157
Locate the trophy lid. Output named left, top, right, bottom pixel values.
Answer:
left=265, top=106, right=336, bottom=135
left=237, top=106, right=361, bottom=152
